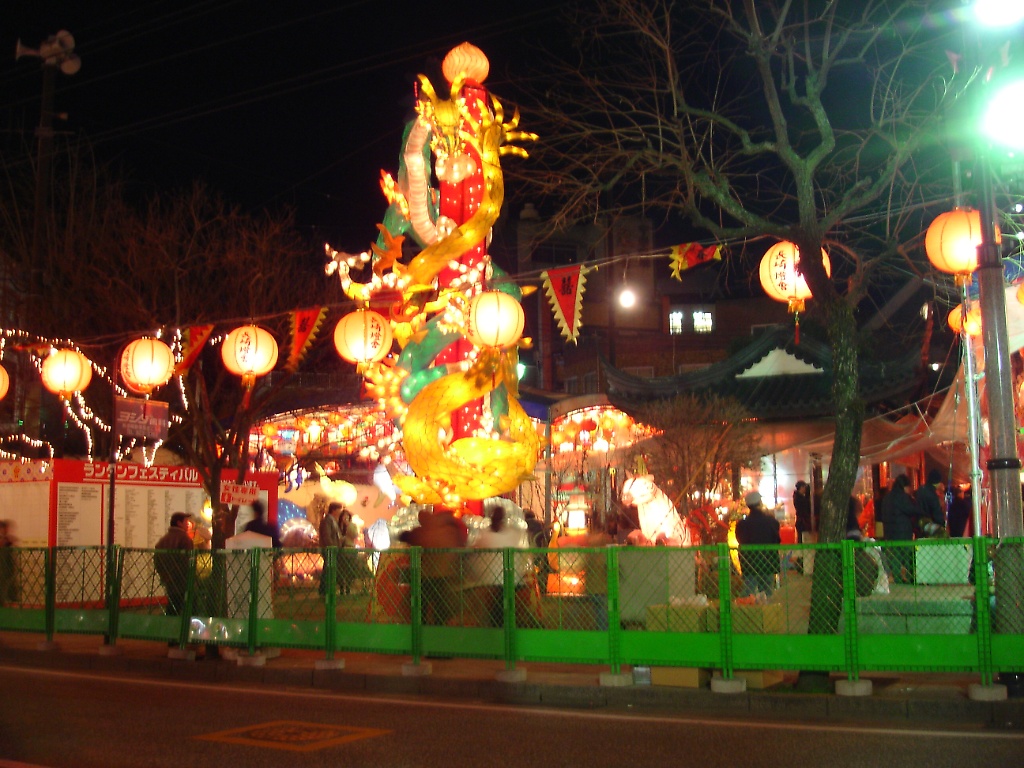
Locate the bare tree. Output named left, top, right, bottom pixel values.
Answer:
left=627, top=392, right=762, bottom=523
left=0, top=144, right=337, bottom=547
left=511, top=1, right=959, bottom=631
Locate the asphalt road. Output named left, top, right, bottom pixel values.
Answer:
left=0, top=665, right=1020, bottom=768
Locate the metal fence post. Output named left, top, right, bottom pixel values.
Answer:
left=106, top=546, right=124, bottom=645
left=324, top=547, right=337, bottom=659
left=502, top=547, right=517, bottom=672
left=409, top=547, right=423, bottom=664
left=44, top=547, right=55, bottom=644
left=717, top=542, right=734, bottom=679
left=247, top=548, right=260, bottom=656
left=973, top=536, right=995, bottom=686
left=606, top=546, right=621, bottom=675
left=840, top=539, right=859, bottom=682
left=178, top=550, right=197, bottom=649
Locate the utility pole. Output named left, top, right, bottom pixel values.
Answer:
left=16, top=30, right=81, bottom=328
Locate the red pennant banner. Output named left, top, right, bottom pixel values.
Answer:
left=669, top=243, right=722, bottom=280
left=173, top=324, right=215, bottom=377
left=541, top=265, right=590, bottom=343
left=285, top=307, right=327, bottom=372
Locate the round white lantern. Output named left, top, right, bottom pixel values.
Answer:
left=466, top=291, right=525, bottom=349
left=221, top=325, right=278, bottom=384
left=120, top=337, right=175, bottom=395
left=334, top=309, right=393, bottom=365
left=41, top=348, right=93, bottom=399
left=759, top=241, right=831, bottom=311
left=0, top=362, right=8, bottom=401
left=925, top=208, right=988, bottom=279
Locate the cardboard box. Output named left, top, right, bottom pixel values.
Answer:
left=716, top=669, right=785, bottom=690
left=646, top=603, right=709, bottom=633
left=731, top=602, right=784, bottom=634
left=651, top=666, right=710, bottom=688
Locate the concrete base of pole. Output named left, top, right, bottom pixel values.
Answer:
left=968, top=683, right=1008, bottom=701
left=97, top=644, right=123, bottom=657
left=167, top=647, right=196, bottom=661
left=599, top=672, right=633, bottom=687
left=710, top=676, right=746, bottom=694
left=401, top=661, right=432, bottom=676
left=496, top=668, right=527, bottom=683
left=35, top=641, right=59, bottom=652
left=315, top=658, right=345, bottom=670
left=835, top=679, right=872, bottom=697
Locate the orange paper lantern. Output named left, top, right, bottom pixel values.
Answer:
left=0, top=362, right=8, bottom=401
left=120, top=337, right=175, bottom=395
left=925, top=208, right=990, bottom=279
left=221, top=325, right=278, bottom=387
left=41, top=349, right=92, bottom=399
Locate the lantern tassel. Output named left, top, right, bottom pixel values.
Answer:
left=794, top=312, right=800, bottom=345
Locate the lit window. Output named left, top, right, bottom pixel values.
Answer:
left=669, top=310, right=685, bottom=335
left=692, top=310, right=714, bottom=334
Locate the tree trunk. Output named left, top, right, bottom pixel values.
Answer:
left=807, top=300, right=864, bottom=634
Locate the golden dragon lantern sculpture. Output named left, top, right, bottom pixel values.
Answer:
left=325, top=43, right=539, bottom=513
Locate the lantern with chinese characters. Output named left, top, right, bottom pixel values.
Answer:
left=759, top=241, right=831, bottom=343
left=465, top=291, right=525, bottom=349
left=334, top=309, right=393, bottom=366
left=221, top=325, right=278, bottom=405
left=120, top=337, right=175, bottom=395
left=0, top=362, right=8, bottom=401
left=41, top=348, right=92, bottom=400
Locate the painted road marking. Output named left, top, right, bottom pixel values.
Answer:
left=195, top=720, right=390, bottom=752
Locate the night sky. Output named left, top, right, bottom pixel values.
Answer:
left=1, top=1, right=564, bottom=251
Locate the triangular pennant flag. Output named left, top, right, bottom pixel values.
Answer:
left=173, top=324, right=214, bottom=376
left=541, top=265, right=590, bottom=343
left=669, top=242, right=723, bottom=280
left=284, top=306, right=327, bottom=372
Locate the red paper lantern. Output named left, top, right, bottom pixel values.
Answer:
left=120, top=337, right=175, bottom=395
left=334, top=309, right=393, bottom=365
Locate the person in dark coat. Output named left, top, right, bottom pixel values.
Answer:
left=154, top=513, right=194, bottom=616
left=243, top=500, right=282, bottom=547
left=947, top=485, right=971, bottom=538
left=880, top=474, right=916, bottom=583
left=915, top=469, right=946, bottom=537
left=735, top=492, right=781, bottom=597
left=793, top=481, right=812, bottom=541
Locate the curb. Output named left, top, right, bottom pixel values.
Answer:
left=2, top=643, right=1023, bottom=730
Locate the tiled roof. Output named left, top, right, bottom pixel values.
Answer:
left=603, top=325, right=923, bottom=420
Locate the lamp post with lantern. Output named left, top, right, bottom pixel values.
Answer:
left=924, top=208, right=986, bottom=539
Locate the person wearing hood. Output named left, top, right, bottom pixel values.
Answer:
left=735, top=492, right=781, bottom=597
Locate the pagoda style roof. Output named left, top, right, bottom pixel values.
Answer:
left=602, top=325, right=924, bottom=420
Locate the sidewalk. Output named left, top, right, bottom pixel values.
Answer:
left=2, top=631, right=1022, bottom=729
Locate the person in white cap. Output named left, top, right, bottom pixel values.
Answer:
left=735, top=492, right=781, bottom=597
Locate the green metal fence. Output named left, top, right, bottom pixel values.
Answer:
left=2, top=538, right=1022, bottom=683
